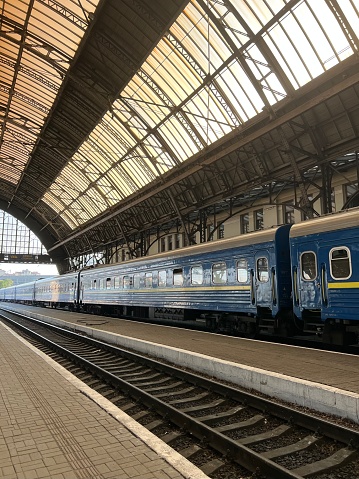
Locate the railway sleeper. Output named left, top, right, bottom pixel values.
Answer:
left=293, top=447, right=358, bottom=477
left=262, top=435, right=323, bottom=459
left=181, top=398, right=228, bottom=414
left=215, top=414, right=265, bottom=433
left=151, top=384, right=195, bottom=397
left=238, top=424, right=293, bottom=446
left=198, top=405, right=246, bottom=425
left=168, top=391, right=210, bottom=405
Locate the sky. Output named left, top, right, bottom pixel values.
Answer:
left=0, top=263, right=59, bottom=276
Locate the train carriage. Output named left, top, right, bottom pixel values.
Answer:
left=290, top=209, right=359, bottom=344
left=34, top=273, right=80, bottom=308
left=79, top=224, right=292, bottom=336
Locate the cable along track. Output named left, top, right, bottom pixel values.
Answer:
left=1, top=309, right=359, bottom=479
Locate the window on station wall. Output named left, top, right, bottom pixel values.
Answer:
left=240, top=213, right=249, bottom=234
left=160, top=237, right=166, bottom=252
left=168, top=235, right=173, bottom=251
left=218, top=224, right=224, bottom=239
left=254, top=209, right=263, bottom=230
left=300, top=195, right=313, bottom=221
left=331, top=188, right=336, bottom=213
left=207, top=224, right=214, bottom=241
left=283, top=202, right=295, bottom=224
left=343, top=182, right=358, bottom=206
left=121, top=250, right=126, bottom=262
left=175, top=233, right=182, bottom=249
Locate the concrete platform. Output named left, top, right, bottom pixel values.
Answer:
left=2, top=303, right=359, bottom=424
left=0, top=321, right=209, bottom=479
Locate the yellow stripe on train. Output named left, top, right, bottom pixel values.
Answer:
left=328, top=282, right=359, bottom=289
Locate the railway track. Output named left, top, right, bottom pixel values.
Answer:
left=1, top=309, right=359, bottom=479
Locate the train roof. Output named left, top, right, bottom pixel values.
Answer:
left=81, top=224, right=289, bottom=274
left=290, top=207, right=359, bottom=238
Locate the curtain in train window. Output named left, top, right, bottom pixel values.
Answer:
left=173, top=268, right=183, bottom=286
left=237, top=259, right=248, bottom=283
left=212, top=262, right=227, bottom=284
left=191, top=265, right=203, bottom=285
left=123, top=276, right=133, bottom=289
left=145, top=272, right=153, bottom=288
left=158, top=270, right=167, bottom=287
left=133, top=274, right=140, bottom=289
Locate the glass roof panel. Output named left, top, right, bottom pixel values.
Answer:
left=3, top=0, right=356, bottom=230
left=1, top=0, right=100, bottom=222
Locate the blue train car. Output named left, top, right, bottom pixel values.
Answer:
left=34, top=273, right=80, bottom=308
left=290, top=208, right=359, bottom=344
left=80, top=225, right=292, bottom=336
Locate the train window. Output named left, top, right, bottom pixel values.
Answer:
left=191, top=265, right=203, bottom=285
left=330, top=247, right=351, bottom=280
left=133, top=274, right=140, bottom=289
left=114, top=277, right=120, bottom=289
left=145, top=273, right=153, bottom=288
left=173, top=268, right=183, bottom=286
left=123, top=276, right=133, bottom=289
left=158, top=270, right=167, bottom=287
left=212, top=262, right=227, bottom=284
left=301, top=252, right=317, bottom=280
left=237, top=259, right=248, bottom=283
left=106, top=278, right=111, bottom=289
left=257, top=258, right=269, bottom=282
left=92, top=280, right=97, bottom=289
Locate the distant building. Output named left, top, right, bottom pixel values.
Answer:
left=0, top=270, right=53, bottom=286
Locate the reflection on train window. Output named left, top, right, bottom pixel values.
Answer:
left=106, top=278, right=111, bottom=289
left=123, top=276, right=133, bottom=289
left=114, top=277, right=121, bottom=289
left=133, top=274, right=140, bottom=289
left=301, top=252, right=317, bottom=280
left=330, top=247, right=351, bottom=279
left=212, top=262, right=227, bottom=284
left=158, top=270, right=167, bottom=287
left=237, top=259, right=248, bottom=283
left=145, top=272, right=152, bottom=288
left=257, top=258, right=269, bottom=282
left=191, top=265, right=203, bottom=285
left=173, top=268, right=183, bottom=286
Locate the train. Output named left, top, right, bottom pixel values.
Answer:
left=2, top=208, right=359, bottom=345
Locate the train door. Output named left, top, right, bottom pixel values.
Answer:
left=295, top=246, right=322, bottom=312
left=254, top=251, right=272, bottom=306
left=79, top=274, right=84, bottom=304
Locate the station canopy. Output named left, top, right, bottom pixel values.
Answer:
left=1, top=0, right=359, bottom=263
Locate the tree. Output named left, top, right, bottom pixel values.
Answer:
left=0, top=279, right=13, bottom=289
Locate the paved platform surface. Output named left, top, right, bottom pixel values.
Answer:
left=2, top=303, right=359, bottom=424
left=0, top=321, right=208, bottom=479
